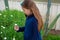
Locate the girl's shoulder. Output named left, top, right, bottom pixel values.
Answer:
left=30, top=17, right=37, bottom=23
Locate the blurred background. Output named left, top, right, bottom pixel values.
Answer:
left=0, top=0, right=60, bottom=40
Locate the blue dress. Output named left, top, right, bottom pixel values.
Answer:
left=17, top=15, right=42, bottom=40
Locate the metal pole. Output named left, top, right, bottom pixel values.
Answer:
left=4, top=0, right=9, bottom=10
left=44, top=0, right=51, bottom=36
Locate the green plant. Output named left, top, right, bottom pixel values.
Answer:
left=41, top=14, right=60, bottom=36
left=47, top=14, right=60, bottom=34
left=0, top=10, right=26, bottom=40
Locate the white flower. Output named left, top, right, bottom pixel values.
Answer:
left=1, top=26, right=5, bottom=29
left=4, top=37, right=7, bottom=40
left=0, top=13, right=2, bottom=16
left=0, top=32, right=2, bottom=34
left=13, top=37, right=15, bottom=40
left=15, top=24, right=17, bottom=26
left=3, top=27, right=5, bottom=29
left=1, top=26, right=4, bottom=28
left=10, top=15, right=13, bottom=17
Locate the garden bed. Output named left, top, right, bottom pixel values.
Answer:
left=43, top=34, right=60, bottom=40
left=50, top=29, right=60, bottom=35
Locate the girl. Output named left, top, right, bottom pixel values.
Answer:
left=14, top=0, right=43, bottom=40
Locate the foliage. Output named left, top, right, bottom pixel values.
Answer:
left=43, top=34, right=60, bottom=40
left=0, top=10, right=26, bottom=40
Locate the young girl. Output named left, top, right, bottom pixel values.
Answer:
left=14, top=0, right=43, bottom=40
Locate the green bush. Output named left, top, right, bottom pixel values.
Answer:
left=0, top=10, right=26, bottom=40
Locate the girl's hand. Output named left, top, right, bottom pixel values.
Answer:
left=14, top=25, right=19, bottom=31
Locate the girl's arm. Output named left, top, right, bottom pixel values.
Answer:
left=17, top=27, right=25, bottom=32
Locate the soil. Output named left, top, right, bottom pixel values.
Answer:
left=50, top=29, right=60, bottom=35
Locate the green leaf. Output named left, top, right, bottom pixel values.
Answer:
left=46, top=14, right=60, bottom=35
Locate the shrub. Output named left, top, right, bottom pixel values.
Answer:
left=0, top=10, right=26, bottom=40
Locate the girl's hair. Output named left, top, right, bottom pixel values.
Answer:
left=21, top=0, right=43, bottom=32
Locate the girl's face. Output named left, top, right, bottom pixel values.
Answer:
left=22, top=7, right=32, bottom=16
